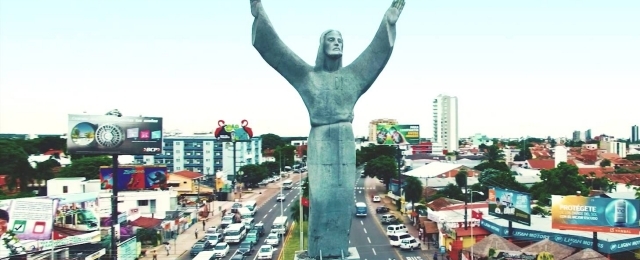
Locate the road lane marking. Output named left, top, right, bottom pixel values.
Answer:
left=367, top=237, right=371, bottom=244
left=287, top=203, right=291, bottom=207
left=263, top=214, right=268, bottom=219
left=273, top=204, right=276, bottom=208
left=371, top=248, right=376, bottom=255
left=363, top=228, right=367, bottom=234
left=268, top=209, right=272, bottom=212
left=360, top=220, right=363, bottom=225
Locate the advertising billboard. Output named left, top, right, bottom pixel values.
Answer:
left=99, top=166, right=168, bottom=191
left=551, top=195, right=640, bottom=234
left=67, top=114, right=163, bottom=155
left=488, top=188, right=532, bottom=226
left=375, top=124, right=420, bottom=145
left=0, top=193, right=100, bottom=258
left=214, top=119, right=254, bottom=142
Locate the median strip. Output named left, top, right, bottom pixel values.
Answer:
left=278, top=222, right=296, bottom=260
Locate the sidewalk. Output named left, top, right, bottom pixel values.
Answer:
left=141, top=174, right=303, bottom=259
left=365, top=177, right=432, bottom=257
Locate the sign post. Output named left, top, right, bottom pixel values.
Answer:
left=214, top=120, right=254, bottom=201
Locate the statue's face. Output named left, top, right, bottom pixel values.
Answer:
left=323, top=31, right=343, bottom=58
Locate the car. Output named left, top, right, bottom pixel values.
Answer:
left=253, top=223, right=265, bottom=236
left=213, top=242, right=230, bottom=258
left=189, top=240, right=213, bottom=257
left=268, top=178, right=275, bottom=183
left=376, top=206, right=390, bottom=213
left=257, top=245, right=277, bottom=259
left=205, top=233, right=224, bottom=245
left=236, top=241, right=255, bottom=256
left=264, top=233, right=280, bottom=246
left=372, top=196, right=381, bottom=202
left=381, top=214, right=398, bottom=224
left=360, top=173, right=366, bottom=178
left=273, top=176, right=280, bottom=181
left=399, top=237, right=421, bottom=250
left=231, top=202, right=243, bottom=213
left=221, top=213, right=236, bottom=228
left=245, top=231, right=259, bottom=244
left=205, top=227, right=218, bottom=235
left=276, top=194, right=286, bottom=202
left=230, top=254, right=247, bottom=260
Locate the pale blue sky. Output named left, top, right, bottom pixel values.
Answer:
left=1, top=0, right=638, bottom=139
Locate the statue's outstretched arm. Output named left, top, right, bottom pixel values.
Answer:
left=251, top=0, right=311, bottom=86
left=346, top=0, right=405, bottom=96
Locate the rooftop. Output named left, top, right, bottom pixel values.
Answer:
left=171, top=170, right=204, bottom=179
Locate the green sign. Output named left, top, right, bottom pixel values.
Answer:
left=375, top=124, right=420, bottom=145
left=12, top=220, right=27, bottom=233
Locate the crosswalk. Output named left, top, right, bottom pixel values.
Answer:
left=289, top=186, right=376, bottom=190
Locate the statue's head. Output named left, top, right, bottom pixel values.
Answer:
left=315, top=30, right=343, bottom=71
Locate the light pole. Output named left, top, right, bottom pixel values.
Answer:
left=299, top=173, right=304, bottom=251
left=469, top=190, right=484, bottom=260
left=280, top=179, right=284, bottom=216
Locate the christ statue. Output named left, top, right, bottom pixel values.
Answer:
left=250, top=0, right=405, bottom=257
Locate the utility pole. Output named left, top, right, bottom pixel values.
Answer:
left=105, top=110, right=122, bottom=260
left=299, top=173, right=304, bottom=251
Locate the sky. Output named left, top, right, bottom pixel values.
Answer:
left=1, top=0, right=638, bottom=140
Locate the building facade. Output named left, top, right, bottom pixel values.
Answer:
left=368, top=118, right=398, bottom=141
left=632, top=125, right=639, bottom=143
left=572, top=130, right=582, bottom=142
left=432, top=95, right=459, bottom=152
left=584, top=129, right=592, bottom=141
left=133, top=135, right=262, bottom=174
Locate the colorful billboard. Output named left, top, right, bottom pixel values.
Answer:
left=0, top=193, right=101, bottom=258
left=100, top=166, right=168, bottom=191
left=551, top=195, right=640, bottom=234
left=67, top=114, right=163, bottom=155
left=488, top=188, right=532, bottom=226
left=214, top=119, right=254, bottom=142
left=375, top=124, right=420, bottom=145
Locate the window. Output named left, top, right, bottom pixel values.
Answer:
left=176, top=166, right=181, bottom=170
left=205, top=142, right=211, bottom=146
left=206, top=150, right=211, bottom=154
left=176, top=150, right=181, bottom=153
left=196, top=152, right=201, bottom=156
left=62, top=186, right=68, bottom=193
left=215, top=152, right=220, bottom=156
left=215, top=161, right=220, bottom=165
left=206, top=159, right=211, bottom=162
left=175, top=159, right=181, bottom=162
left=138, top=200, right=149, bottom=206
left=175, top=142, right=182, bottom=146
left=186, top=152, right=192, bottom=156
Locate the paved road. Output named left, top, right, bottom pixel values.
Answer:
left=351, top=175, right=429, bottom=260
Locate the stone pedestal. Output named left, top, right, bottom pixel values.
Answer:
left=294, top=247, right=360, bottom=260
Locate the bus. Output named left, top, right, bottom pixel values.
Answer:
left=355, top=202, right=367, bottom=217
left=282, top=180, right=293, bottom=190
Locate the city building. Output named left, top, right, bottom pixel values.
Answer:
left=410, top=141, right=433, bottom=154
left=632, top=125, right=639, bottom=143
left=600, top=141, right=627, bottom=158
left=368, top=118, right=398, bottom=141
left=433, top=95, right=459, bottom=153
left=572, top=130, right=582, bottom=142
left=133, top=135, right=262, bottom=174
left=471, top=133, right=493, bottom=148
left=584, top=129, right=592, bottom=141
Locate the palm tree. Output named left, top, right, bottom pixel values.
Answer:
left=483, top=145, right=505, bottom=162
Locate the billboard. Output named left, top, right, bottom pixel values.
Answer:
left=100, top=166, right=168, bottom=191
left=375, top=124, right=420, bottom=145
left=0, top=193, right=100, bottom=258
left=488, top=188, right=532, bottom=226
left=214, top=120, right=254, bottom=142
left=67, top=114, right=163, bottom=155
left=551, top=195, right=640, bottom=234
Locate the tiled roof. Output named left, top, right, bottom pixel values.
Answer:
left=526, top=159, right=556, bottom=170
left=423, top=187, right=438, bottom=198
left=455, top=226, right=491, bottom=237
left=440, top=168, right=480, bottom=178
left=422, top=221, right=439, bottom=234
left=439, top=202, right=488, bottom=211
left=171, top=170, right=203, bottom=179
left=427, top=197, right=464, bottom=211
left=607, top=174, right=640, bottom=185
left=577, top=167, right=614, bottom=177
left=130, top=217, right=163, bottom=229
left=43, top=150, right=64, bottom=156
left=600, top=153, right=620, bottom=160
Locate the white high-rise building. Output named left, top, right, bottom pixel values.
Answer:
left=432, top=94, right=459, bottom=153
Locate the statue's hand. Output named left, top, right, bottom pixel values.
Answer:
left=386, top=0, right=405, bottom=25
left=250, top=0, right=261, bottom=17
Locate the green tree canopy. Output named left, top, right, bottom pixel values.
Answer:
left=260, top=133, right=286, bottom=151
left=290, top=202, right=309, bottom=223
left=57, top=156, right=112, bottom=179
left=455, top=171, right=468, bottom=188
left=0, top=140, right=36, bottom=191
left=260, top=161, right=280, bottom=175
left=529, top=162, right=588, bottom=205
left=429, top=183, right=465, bottom=202
left=239, top=164, right=268, bottom=186
left=273, top=145, right=296, bottom=170
left=34, top=159, right=61, bottom=181
left=471, top=169, right=530, bottom=201
left=364, top=155, right=397, bottom=190
left=404, top=176, right=423, bottom=208
left=356, top=144, right=396, bottom=166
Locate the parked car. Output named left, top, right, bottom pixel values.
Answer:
left=236, top=241, right=255, bottom=256
left=205, top=233, right=224, bottom=245
left=264, top=233, right=280, bottom=246
left=230, top=254, right=247, bottom=260
left=245, top=231, right=259, bottom=244
left=372, top=196, right=381, bottom=202
left=257, top=245, right=277, bottom=259
left=399, top=237, right=421, bottom=250
left=376, top=206, right=390, bottom=213
left=276, top=194, right=286, bottom=202
left=213, top=242, right=230, bottom=258
left=381, top=214, right=398, bottom=224
left=189, top=240, right=213, bottom=257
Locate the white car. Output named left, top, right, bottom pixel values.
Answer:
left=276, top=194, right=286, bottom=202
left=205, top=233, right=223, bottom=245
left=372, top=196, right=381, bottom=202
left=265, top=233, right=280, bottom=246
left=257, top=245, right=277, bottom=259
left=399, top=237, right=421, bottom=250
left=213, top=242, right=230, bottom=258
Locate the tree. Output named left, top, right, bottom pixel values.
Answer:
left=599, top=159, right=611, bottom=168
left=356, top=144, right=396, bottom=166
left=290, top=202, right=309, bottom=223
left=529, top=162, right=588, bottom=205
left=483, top=145, right=505, bottom=162
left=474, top=160, right=510, bottom=172
left=239, top=164, right=268, bottom=186
left=478, top=143, right=488, bottom=153
left=261, top=134, right=286, bottom=151
left=364, top=156, right=397, bottom=190
left=404, top=176, right=423, bottom=210
left=0, top=140, right=36, bottom=191
left=273, top=145, right=296, bottom=170
left=34, top=137, right=67, bottom=154
left=301, top=177, right=309, bottom=198
left=430, top=184, right=465, bottom=202
left=455, top=171, right=468, bottom=189
left=472, top=169, right=529, bottom=202
left=626, top=154, right=640, bottom=160
left=34, top=159, right=61, bottom=181
left=57, top=156, right=112, bottom=179
left=261, top=161, right=280, bottom=175
left=514, top=144, right=533, bottom=161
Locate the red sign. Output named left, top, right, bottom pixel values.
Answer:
left=301, top=197, right=309, bottom=207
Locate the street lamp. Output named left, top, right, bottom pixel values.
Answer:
left=469, top=190, right=484, bottom=260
